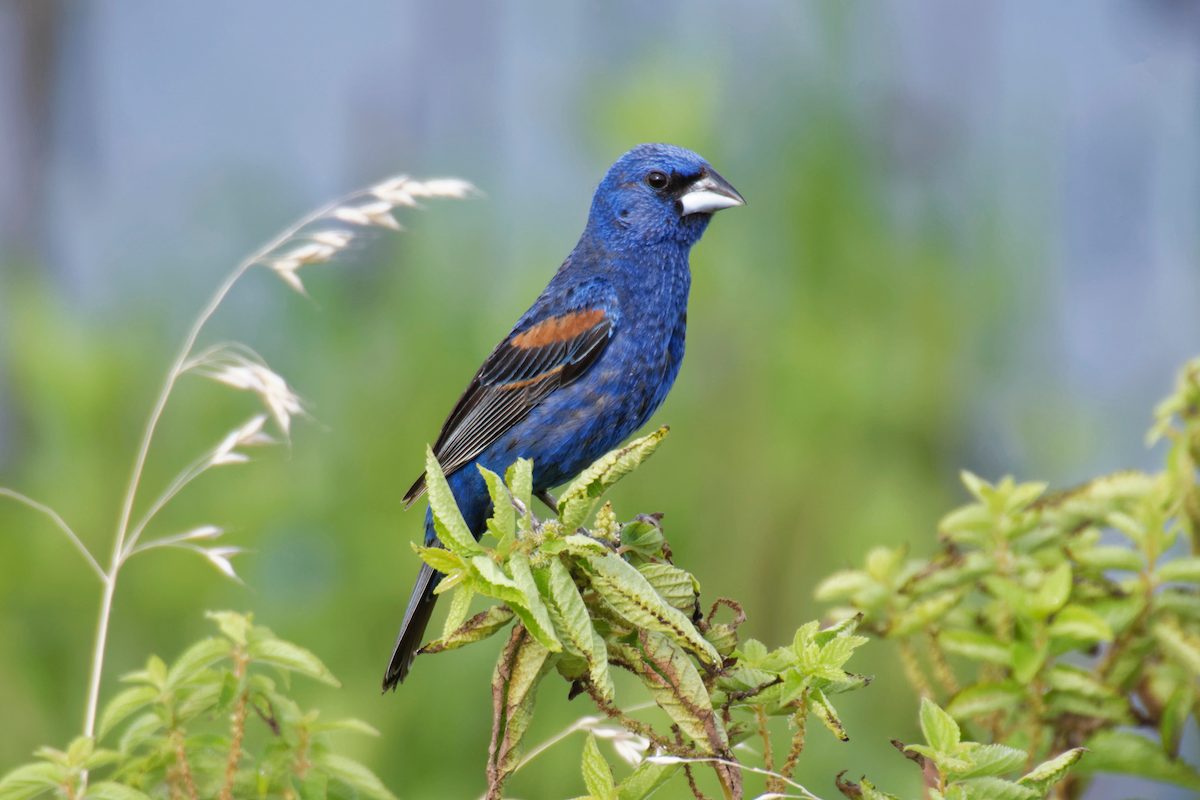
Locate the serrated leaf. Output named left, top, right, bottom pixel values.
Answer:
left=421, top=605, right=515, bottom=654
left=479, top=466, right=516, bottom=540
left=809, top=687, right=849, bottom=741
left=507, top=552, right=561, bottom=652
left=165, top=636, right=231, bottom=689
left=946, top=682, right=1023, bottom=719
left=98, top=686, right=158, bottom=740
left=469, top=555, right=527, bottom=606
left=955, top=744, right=1027, bottom=779
left=952, top=777, right=1037, bottom=800
left=423, top=446, right=484, bottom=556
left=636, top=631, right=726, bottom=751
left=505, top=457, right=533, bottom=511
left=558, top=428, right=668, bottom=520
left=1078, top=729, right=1200, bottom=789
left=1018, top=747, right=1084, bottom=793
left=315, top=753, right=398, bottom=800
left=919, top=697, right=960, bottom=753
left=637, top=563, right=698, bottom=613
left=491, top=629, right=554, bottom=781
left=586, top=553, right=719, bottom=665
left=248, top=637, right=340, bottom=686
left=582, top=734, right=617, bottom=800
left=442, top=586, right=475, bottom=638
left=546, top=558, right=613, bottom=701
left=411, top=544, right=464, bottom=575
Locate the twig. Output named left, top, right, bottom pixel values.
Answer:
left=755, top=705, right=778, bottom=792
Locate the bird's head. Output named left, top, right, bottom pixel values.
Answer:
left=588, top=143, right=745, bottom=249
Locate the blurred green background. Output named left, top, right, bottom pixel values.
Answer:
left=1, top=1, right=1198, bottom=797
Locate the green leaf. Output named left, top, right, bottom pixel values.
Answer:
left=83, top=784, right=153, bottom=800
left=423, top=445, right=484, bottom=556
left=469, top=555, right=526, bottom=607
left=1011, top=641, right=1048, bottom=683
left=411, top=544, right=464, bottom=575
left=165, top=636, right=232, bottom=689
left=506, top=457, right=533, bottom=511
left=919, top=697, right=960, bottom=753
left=809, top=687, right=849, bottom=741
left=938, top=630, right=1012, bottom=665
left=636, top=631, right=726, bottom=751
left=492, top=630, right=554, bottom=780
left=479, top=466, right=515, bottom=541
left=586, top=553, right=719, bottom=665
left=946, top=682, right=1023, bottom=719
left=205, top=611, right=249, bottom=645
left=889, top=590, right=961, bottom=636
left=637, top=563, right=698, bottom=613
left=813, top=570, right=875, bottom=602
left=558, top=428, right=669, bottom=521
left=1018, top=747, right=1084, bottom=793
left=1072, top=545, right=1144, bottom=572
left=315, top=753, right=398, bottom=800
left=1047, top=604, right=1112, bottom=644
left=1153, top=620, right=1200, bottom=677
left=442, top=586, right=475, bottom=638
left=1030, top=563, right=1072, bottom=618
left=951, top=777, right=1037, bottom=800
left=1045, top=664, right=1115, bottom=699
left=955, top=744, right=1027, bottom=779
left=582, top=734, right=617, bottom=800
left=546, top=558, right=613, bottom=701
left=1078, top=729, right=1200, bottom=789
left=0, top=762, right=66, bottom=800
left=507, top=552, right=562, bottom=652
left=421, top=605, right=514, bottom=653
left=617, top=760, right=680, bottom=800
left=98, top=686, right=158, bottom=740
left=1158, top=556, right=1200, bottom=583
left=248, top=637, right=340, bottom=686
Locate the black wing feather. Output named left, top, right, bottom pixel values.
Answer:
left=402, top=310, right=614, bottom=506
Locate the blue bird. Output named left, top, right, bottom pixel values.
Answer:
left=383, top=143, right=744, bottom=689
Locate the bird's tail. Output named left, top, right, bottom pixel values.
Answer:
left=382, top=562, right=439, bottom=691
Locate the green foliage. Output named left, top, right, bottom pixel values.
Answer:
left=838, top=698, right=1081, bottom=800
left=819, top=356, right=1200, bottom=797
left=413, top=428, right=873, bottom=800
left=0, top=613, right=392, bottom=800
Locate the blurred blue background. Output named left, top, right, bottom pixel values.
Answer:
left=1, top=1, right=1197, bottom=797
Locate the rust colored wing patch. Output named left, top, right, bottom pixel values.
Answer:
left=510, top=309, right=608, bottom=349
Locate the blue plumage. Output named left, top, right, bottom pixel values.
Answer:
left=384, top=143, right=743, bottom=689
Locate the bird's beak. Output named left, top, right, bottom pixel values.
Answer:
left=679, top=169, right=746, bottom=216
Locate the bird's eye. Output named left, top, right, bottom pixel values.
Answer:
left=646, top=171, right=669, bottom=190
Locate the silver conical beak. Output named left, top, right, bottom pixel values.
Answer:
left=679, top=169, right=745, bottom=216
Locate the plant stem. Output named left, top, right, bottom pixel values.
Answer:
left=80, top=187, right=353, bottom=742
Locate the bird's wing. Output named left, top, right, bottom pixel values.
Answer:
left=403, top=278, right=619, bottom=506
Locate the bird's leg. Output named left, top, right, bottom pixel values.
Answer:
left=536, top=489, right=559, bottom=513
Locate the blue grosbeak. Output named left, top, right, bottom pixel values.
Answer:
left=384, top=143, right=744, bottom=689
